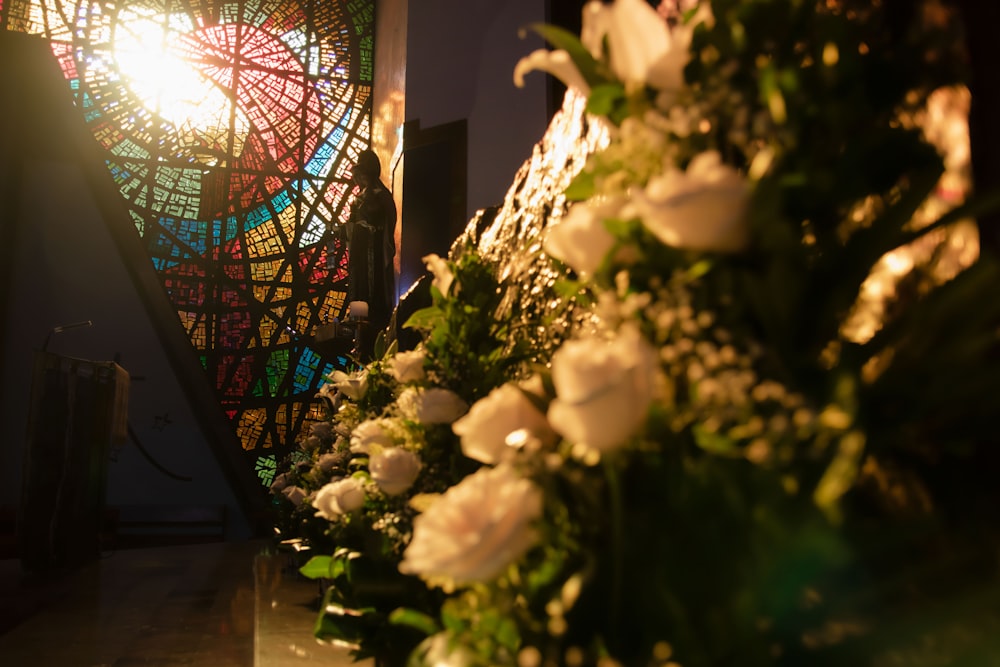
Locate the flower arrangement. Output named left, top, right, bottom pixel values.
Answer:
left=271, top=1, right=1000, bottom=665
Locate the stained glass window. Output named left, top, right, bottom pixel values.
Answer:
left=3, top=0, right=373, bottom=487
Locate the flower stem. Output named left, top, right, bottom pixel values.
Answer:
left=603, top=458, right=624, bottom=647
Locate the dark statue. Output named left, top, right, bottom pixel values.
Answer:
left=345, top=149, right=397, bottom=337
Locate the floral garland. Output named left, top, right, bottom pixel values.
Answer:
left=271, top=1, right=1000, bottom=665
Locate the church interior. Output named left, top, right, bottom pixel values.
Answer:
left=0, top=0, right=567, bottom=662
left=2, top=0, right=1000, bottom=665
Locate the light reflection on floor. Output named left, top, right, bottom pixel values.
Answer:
left=0, top=540, right=367, bottom=666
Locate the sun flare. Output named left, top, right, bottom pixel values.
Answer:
left=112, top=7, right=249, bottom=164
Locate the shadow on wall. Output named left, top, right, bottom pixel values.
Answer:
left=400, top=118, right=468, bottom=293
left=0, top=158, right=252, bottom=555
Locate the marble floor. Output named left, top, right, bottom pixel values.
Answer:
left=0, top=540, right=370, bottom=666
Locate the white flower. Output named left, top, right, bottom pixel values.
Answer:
left=412, top=633, right=477, bottom=667
left=281, top=486, right=307, bottom=506
left=388, top=348, right=427, bottom=384
left=399, top=465, right=542, bottom=584
left=326, top=369, right=369, bottom=401
left=312, top=477, right=366, bottom=519
left=583, top=0, right=697, bottom=93
left=309, top=421, right=336, bottom=442
left=547, top=325, right=658, bottom=452
left=317, top=452, right=342, bottom=473
left=452, top=383, right=555, bottom=465
left=423, top=253, right=455, bottom=297
left=543, top=199, right=620, bottom=278
left=514, top=48, right=591, bottom=95
left=398, top=387, right=468, bottom=424
left=316, top=382, right=339, bottom=408
left=301, top=435, right=323, bottom=452
left=370, top=447, right=422, bottom=496
left=632, top=151, right=751, bottom=253
left=270, top=472, right=291, bottom=492
left=518, top=373, right=548, bottom=398
left=350, top=418, right=396, bottom=454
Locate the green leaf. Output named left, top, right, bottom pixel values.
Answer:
left=564, top=169, right=596, bottom=201
left=813, top=430, right=865, bottom=522
left=587, top=83, right=626, bottom=118
left=861, top=256, right=1000, bottom=428
left=300, top=551, right=358, bottom=581
left=440, top=599, right=467, bottom=634
left=324, top=601, right=377, bottom=617
left=810, top=156, right=943, bottom=345
left=388, top=607, right=440, bottom=636
left=403, top=305, right=444, bottom=332
left=314, top=612, right=363, bottom=647
left=524, top=23, right=607, bottom=87
left=692, top=424, right=741, bottom=457
left=551, top=278, right=585, bottom=298
left=898, top=187, right=1000, bottom=248
left=378, top=336, right=398, bottom=361
left=372, top=329, right=388, bottom=360
left=685, top=259, right=714, bottom=281
left=494, top=615, right=521, bottom=653
left=299, top=555, right=335, bottom=580
left=602, top=216, right=635, bottom=237
left=758, top=62, right=787, bottom=124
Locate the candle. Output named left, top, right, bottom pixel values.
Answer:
left=349, top=301, right=369, bottom=320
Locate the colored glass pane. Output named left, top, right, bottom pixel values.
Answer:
left=4, top=0, right=372, bottom=487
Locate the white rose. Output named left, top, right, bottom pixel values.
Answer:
left=309, top=421, right=336, bottom=442
left=399, top=465, right=542, bottom=584
left=350, top=418, right=395, bottom=454
left=326, top=369, right=369, bottom=401
left=412, top=633, right=477, bottom=667
left=270, top=472, right=291, bottom=492
left=317, top=452, right=343, bottom=473
left=518, top=373, right=547, bottom=397
left=301, top=435, right=323, bottom=452
left=312, top=477, right=366, bottom=519
left=632, top=151, right=751, bottom=253
left=422, top=253, right=455, bottom=297
left=281, top=485, right=307, bottom=506
left=388, top=348, right=427, bottom=384
left=452, top=383, right=555, bottom=465
left=582, top=0, right=696, bottom=93
left=547, top=325, right=658, bottom=452
left=513, top=48, right=591, bottom=96
left=315, top=382, right=339, bottom=409
left=543, top=199, right=620, bottom=278
left=398, top=387, right=468, bottom=424
left=370, top=447, right=422, bottom=496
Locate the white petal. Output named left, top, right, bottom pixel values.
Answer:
left=607, top=0, right=671, bottom=86
left=580, top=1, right=613, bottom=59
left=514, top=49, right=591, bottom=96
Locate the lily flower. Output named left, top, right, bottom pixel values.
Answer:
left=583, top=0, right=703, bottom=94
left=514, top=48, right=591, bottom=96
